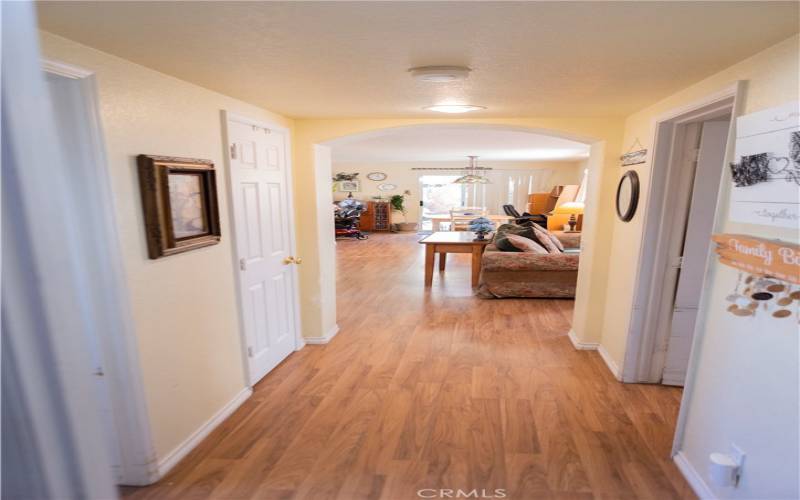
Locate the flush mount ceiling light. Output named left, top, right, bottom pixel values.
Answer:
left=409, top=65, right=471, bottom=83
left=423, top=104, right=486, bottom=114
left=453, top=156, right=491, bottom=184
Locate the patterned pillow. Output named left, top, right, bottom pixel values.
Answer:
left=495, top=234, right=522, bottom=252
left=495, top=224, right=532, bottom=240
left=506, top=234, right=548, bottom=253
left=531, top=224, right=563, bottom=253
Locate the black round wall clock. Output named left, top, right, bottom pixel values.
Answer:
left=616, top=170, right=640, bottom=222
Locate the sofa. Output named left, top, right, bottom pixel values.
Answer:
left=477, top=229, right=580, bottom=299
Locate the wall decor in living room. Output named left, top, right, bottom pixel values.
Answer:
left=137, top=155, right=221, bottom=259
left=335, top=180, right=361, bottom=192
left=332, top=172, right=361, bottom=192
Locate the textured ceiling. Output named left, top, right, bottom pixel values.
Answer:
left=330, top=126, right=589, bottom=162
left=36, top=1, right=799, bottom=118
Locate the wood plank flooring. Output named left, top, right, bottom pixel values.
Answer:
left=121, top=232, right=694, bottom=500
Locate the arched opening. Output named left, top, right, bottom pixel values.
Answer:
left=310, top=122, right=606, bottom=343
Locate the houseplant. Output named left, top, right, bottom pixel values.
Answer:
left=389, top=192, right=417, bottom=232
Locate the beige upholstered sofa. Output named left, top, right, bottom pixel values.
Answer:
left=477, top=231, right=580, bottom=299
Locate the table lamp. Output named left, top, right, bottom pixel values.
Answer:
left=554, top=202, right=584, bottom=232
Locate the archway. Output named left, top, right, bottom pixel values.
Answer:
left=303, top=121, right=609, bottom=346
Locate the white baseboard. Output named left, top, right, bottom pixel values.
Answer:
left=566, top=330, right=620, bottom=380
left=597, top=344, right=621, bottom=380
left=674, top=451, right=715, bottom=499
left=155, top=387, right=252, bottom=479
left=567, top=329, right=600, bottom=350
left=304, top=324, right=339, bottom=345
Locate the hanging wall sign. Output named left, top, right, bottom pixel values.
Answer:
left=620, top=138, right=647, bottom=166
left=712, top=233, right=800, bottom=284
left=728, top=101, right=800, bottom=228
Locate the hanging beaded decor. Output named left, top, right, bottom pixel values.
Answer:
left=726, top=272, right=799, bottom=320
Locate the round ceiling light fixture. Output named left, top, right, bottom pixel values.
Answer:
left=423, top=104, right=486, bottom=114
left=409, top=65, right=471, bottom=83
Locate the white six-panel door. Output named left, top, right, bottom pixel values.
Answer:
left=226, top=116, right=300, bottom=385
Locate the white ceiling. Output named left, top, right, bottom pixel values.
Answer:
left=330, top=126, right=590, bottom=162
left=37, top=2, right=799, bottom=119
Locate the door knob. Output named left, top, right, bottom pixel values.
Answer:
left=294, top=257, right=303, bottom=265
left=283, top=256, right=296, bottom=265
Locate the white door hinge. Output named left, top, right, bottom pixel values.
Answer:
left=671, top=256, right=684, bottom=269
left=247, top=346, right=254, bottom=357
left=93, top=367, right=104, bottom=376
left=230, top=143, right=237, bottom=160
left=239, top=258, right=247, bottom=271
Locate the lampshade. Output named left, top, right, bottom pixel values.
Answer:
left=453, top=155, right=491, bottom=184
left=554, top=201, right=585, bottom=215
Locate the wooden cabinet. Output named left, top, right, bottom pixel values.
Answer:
left=359, top=201, right=391, bottom=232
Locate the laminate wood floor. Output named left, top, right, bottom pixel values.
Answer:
left=122, top=232, right=694, bottom=500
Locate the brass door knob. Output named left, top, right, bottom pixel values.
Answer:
left=283, top=256, right=296, bottom=265
left=294, top=257, right=303, bottom=264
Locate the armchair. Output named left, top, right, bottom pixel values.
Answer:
left=501, top=204, right=547, bottom=228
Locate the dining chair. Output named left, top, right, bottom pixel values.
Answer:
left=449, top=207, right=487, bottom=231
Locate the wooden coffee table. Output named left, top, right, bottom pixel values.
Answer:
left=419, top=231, right=493, bottom=287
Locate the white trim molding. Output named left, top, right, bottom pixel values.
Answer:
left=566, top=330, right=620, bottom=380
left=674, top=452, right=715, bottom=499
left=304, top=324, right=340, bottom=345
left=622, top=81, right=743, bottom=385
left=156, top=388, right=252, bottom=479
left=42, top=58, right=158, bottom=487
left=598, top=345, right=621, bottom=380
left=567, top=329, right=600, bottom=350
left=42, top=58, right=94, bottom=79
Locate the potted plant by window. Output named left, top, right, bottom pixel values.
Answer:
left=390, top=192, right=417, bottom=232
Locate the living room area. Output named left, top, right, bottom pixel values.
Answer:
left=330, top=124, right=590, bottom=299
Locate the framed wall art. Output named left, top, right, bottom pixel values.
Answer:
left=336, top=180, right=361, bottom=192
left=728, top=101, right=799, bottom=228
left=137, top=155, right=221, bottom=259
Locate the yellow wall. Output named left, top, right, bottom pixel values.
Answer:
left=604, top=34, right=799, bottom=497
left=39, top=23, right=798, bottom=494
left=294, top=119, right=625, bottom=341
left=600, top=34, right=800, bottom=366
left=39, top=32, right=293, bottom=460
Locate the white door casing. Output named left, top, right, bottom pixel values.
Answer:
left=225, top=114, right=301, bottom=385
left=662, top=120, right=730, bottom=386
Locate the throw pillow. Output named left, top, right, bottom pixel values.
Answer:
left=506, top=234, right=548, bottom=253
left=495, top=234, right=522, bottom=252
left=531, top=224, right=563, bottom=253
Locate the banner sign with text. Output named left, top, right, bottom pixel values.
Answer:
left=712, top=233, right=800, bottom=284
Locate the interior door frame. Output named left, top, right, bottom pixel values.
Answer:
left=622, top=82, right=743, bottom=385
left=39, top=58, right=158, bottom=486
left=221, top=110, right=305, bottom=388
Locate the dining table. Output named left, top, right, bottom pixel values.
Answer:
left=429, top=214, right=515, bottom=231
